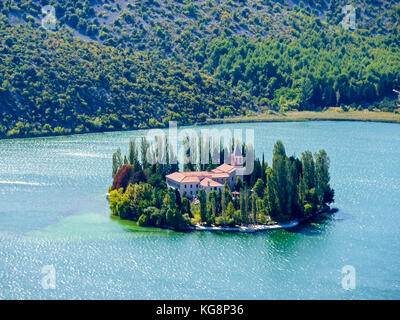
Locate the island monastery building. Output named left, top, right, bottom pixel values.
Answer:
left=166, top=149, right=244, bottom=198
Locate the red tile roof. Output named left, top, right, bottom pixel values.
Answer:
left=200, top=177, right=224, bottom=187
left=166, top=165, right=235, bottom=184
left=181, top=176, right=201, bottom=183
left=166, top=172, right=186, bottom=183
left=209, top=172, right=230, bottom=178
left=214, top=163, right=236, bottom=173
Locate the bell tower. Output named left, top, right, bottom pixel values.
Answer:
left=231, top=146, right=244, bottom=168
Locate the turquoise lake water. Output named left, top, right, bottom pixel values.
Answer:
left=0, top=121, right=399, bottom=299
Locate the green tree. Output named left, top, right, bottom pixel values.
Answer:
left=264, top=168, right=278, bottom=220
left=181, top=197, right=192, bottom=217
left=287, top=157, right=301, bottom=219
left=315, top=149, right=334, bottom=205
left=240, top=190, right=248, bottom=224
left=271, top=141, right=290, bottom=221
left=251, top=193, right=257, bottom=224
left=226, top=202, right=234, bottom=221
left=140, top=137, right=150, bottom=169
left=301, top=150, right=316, bottom=191
left=166, top=208, right=188, bottom=230
left=222, top=182, right=232, bottom=208
left=112, top=148, right=123, bottom=177
left=253, top=178, right=265, bottom=198
left=198, top=189, right=207, bottom=222
left=129, top=139, right=141, bottom=171
left=234, top=177, right=243, bottom=191
left=207, top=191, right=218, bottom=224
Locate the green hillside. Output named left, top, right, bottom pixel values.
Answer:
left=1, top=1, right=400, bottom=138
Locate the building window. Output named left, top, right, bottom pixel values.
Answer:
left=190, top=184, right=192, bottom=188
left=184, top=185, right=186, bottom=188
left=190, top=191, right=192, bottom=195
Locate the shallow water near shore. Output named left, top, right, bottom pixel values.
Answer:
left=0, top=121, right=399, bottom=299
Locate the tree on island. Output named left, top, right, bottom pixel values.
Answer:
left=112, top=148, right=123, bottom=178
left=198, top=189, right=207, bottom=223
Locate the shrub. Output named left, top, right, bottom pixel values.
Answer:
left=138, top=214, right=150, bottom=226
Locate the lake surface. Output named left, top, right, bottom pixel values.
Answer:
left=0, top=121, right=399, bottom=299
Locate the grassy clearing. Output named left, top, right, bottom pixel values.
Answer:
left=205, top=110, right=400, bottom=125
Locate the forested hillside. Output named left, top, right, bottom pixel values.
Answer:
left=1, top=0, right=400, bottom=138
left=0, top=24, right=249, bottom=137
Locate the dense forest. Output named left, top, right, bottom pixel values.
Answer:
left=108, top=138, right=334, bottom=230
left=1, top=0, right=400, bottom=138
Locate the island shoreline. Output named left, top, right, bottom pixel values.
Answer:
left=112, top=205, right=338, bottom=233
left=189, top=206, right=336, bottom=233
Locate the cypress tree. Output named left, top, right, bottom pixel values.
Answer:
left=223, top=182, right=232, bottom=208
left=198, top=189, right=207, bottom=223
left=315, top=149, right=334, bottom=205
left=129, top=139, right=142, bottom=172
left=272, top=141, right=290, bottom=221
left=140, top=137, right=150, bottom=169
left=253, top=178, right=265, bottom=199
left=301, top=150, right=316, bottom=191
left=298, top=175, right=306, bottom=216
left=252, top=194, right=257, bottom=224
left=112, top=147, right=123, bottom=178
left=261, top=153, right=266, bottom=183
left=288, top=157, right=300, bottom=219
left=234, top=177, right=243, bottom=191
left=129, top=139, right=137, bottom=165
left=265, top=168, right=278, bottom=220
left=240, top=189, right=248, bottom=224
left=226, top=202, right=234, bottom=221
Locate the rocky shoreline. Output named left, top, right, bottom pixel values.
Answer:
left=190, top=207, right=336, bottom=233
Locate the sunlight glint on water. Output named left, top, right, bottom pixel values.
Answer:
left=0, top=121, right=399, bottom=299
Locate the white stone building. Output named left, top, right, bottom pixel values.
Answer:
left=166, top=151, right=244, bottom=198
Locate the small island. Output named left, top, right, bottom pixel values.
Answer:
left=108, top=138, right=335, bottom=232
